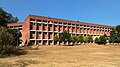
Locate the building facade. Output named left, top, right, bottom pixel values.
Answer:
left=7, top=15, right=113, bottom=46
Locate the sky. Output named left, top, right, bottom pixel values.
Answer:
left=0, top=0, right=120, bottom=26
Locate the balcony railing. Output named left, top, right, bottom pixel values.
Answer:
left=30, top=30, right=36, bottom=31
left=30, top=39, right=36, bottom=40
left=43, top=39, right=48, bottom=40
left=49, top=39, right=53, bottom=40
left=37, top=21, right=42, bottom=23
left=30, top=20, right=36, bottom=22
left=37, top=39, right=42, bottom=40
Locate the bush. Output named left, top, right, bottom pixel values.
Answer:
left=84, top=36, right=88, bottom=43
left=95, top=34, right=107, bottom=45
left=0, top=27, right=20, bottom=57
left=78, top=34, right=84, bottom=45
left=95, top=37, right=100, bottom=44
left=88, top=35, right=93, bottom=43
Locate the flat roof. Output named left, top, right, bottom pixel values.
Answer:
left=28, top=15, right=113, bottom=28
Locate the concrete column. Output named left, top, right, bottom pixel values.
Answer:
left=41, top=20, right=43, bottom=45
left=62, top=42, right=64, bottom=46
left=67, top=23, right=68, bottom=32
left=75, top=24, right=77, bottom=33
left=46, top=40, right=49, bottom=45
left=35, top=20, right=37, bottom=45
left=57, top=41, right=59, bottom=45
left=79, top=24, right=80, bottom=34
left=62, top=23, right=64, bottom=32
left=47, top=21, right=49, bottom=45
left=52, top=21, right=54, bottom=45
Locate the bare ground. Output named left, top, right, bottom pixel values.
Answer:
left=0, top=44, right=120, bottom=67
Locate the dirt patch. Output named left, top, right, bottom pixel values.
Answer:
left=0, top=45, right=120, bottom=67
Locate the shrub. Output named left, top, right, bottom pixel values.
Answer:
left=78, top=34, right=84, bottom=45
left=0, top=27, right=20, bottom=57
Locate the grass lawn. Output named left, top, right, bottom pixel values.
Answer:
left=0, top=44, right=120, bottom=67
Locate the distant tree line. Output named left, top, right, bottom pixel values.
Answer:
left=54, top=25, right=120, bottom=46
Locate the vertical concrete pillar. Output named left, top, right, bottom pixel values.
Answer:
left=57, top=41, right=59, bottom=45
left=75, top=24, right=77, bottom=34
left=41, top=20, right=43, bottom=45
left=47, top=21, right=49, bottom=45
left=62, top=42, right=64, bottom=46
left=52, top=21, right=54, bottom=45
left=67, top=23, right=68, bottom=32
left=62, top=23, right=64, bottom=32
left=79, top=24, right=80, bottom=34
left=35, top=20, right=37, bottom=45
left=46, top=40, right=49, bottom=46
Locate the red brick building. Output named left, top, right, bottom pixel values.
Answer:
left=7, top=15, right=113, bottom=46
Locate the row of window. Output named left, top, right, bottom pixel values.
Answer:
left=30, top=18, right=112, bottom=30
left=30, top=22, right=112, bottom=31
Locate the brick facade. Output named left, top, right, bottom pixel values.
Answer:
left=7, top=15, right=113, bottom=46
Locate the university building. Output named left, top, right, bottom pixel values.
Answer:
left=7, top=15, right=113, bottom=45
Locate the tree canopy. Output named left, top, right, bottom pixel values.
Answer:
left=78, top=34, right=84, bottom=44
left=0, top=8, right=18, bottom=27
left=59, top=31, right=71, bottom=43
left=109, top=25, right=120, bottom=45
left=88, top=35, right=93, bottom=43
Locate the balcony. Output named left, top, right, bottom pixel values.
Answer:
left=64, top=24, right=67, bottom=26
left=90, top=33, right=93, bottom=34
left=49, top=39, right=53, bottom=40
left=48, top=31, right=53, bottom=32
left=43, top=22, right=47, bottom=24
left=43, top=39, right=48, bottom=40
left=54, top=31, right=58, bottom=33
left=87, top=33, right=90, bottom=34
left=37, top=39, right=42, bottom=40
left=68, top=25, right=72, bottom=27
left=59, top=24, right=63, bottom=26
left=94, top=28, right=97, bottom=29
left=69, top=32, right=72, bottom=33
left=76, top=33, right=80, bottom=34
left=30, top=20, right=36, bottom=23
left=83, top=27, right=87, bottom=29
left=37, top=21, right=42, bottom=23
left=30, top=30, right=36, bottom=31
left=80, top=26, right=83, bottom=28
left=48, top=21, right=53, bottom=24
left=37, top=30, right=42, bottom=32
left=84, top=32, right=87, bottom=34
left=30, top=39, right=36, bottom=40
left=80, top=32, right=84, bottom=34
left=43, top=30, right=48, bottom=32
left=54, top=23, right=58, bottom=25
left=72, top=25, right=75, bottom=27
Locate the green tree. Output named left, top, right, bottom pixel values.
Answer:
left=59, top=31, right=71, bottom=45
left=109, top=29, right=117, bottom=45
left=0, top=8, right=18, bottom=27
left=95, top=37, right=100, bottom=44
left=54, top=35, right=59, bottom=45
left=99, top=34, right=107, bottom=45
left=78, top=34, right=84, bottom=45
left=7, top=29, right=22, bottom=46
left=84, top=36, right=88, bottom=45
left=88, top=35, right=93, bottom=45
left=115, top=25, right=120, bottom=45
left=71, top=35, right=78, bottom=45
left=0, top=27, right=19, bottom=56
